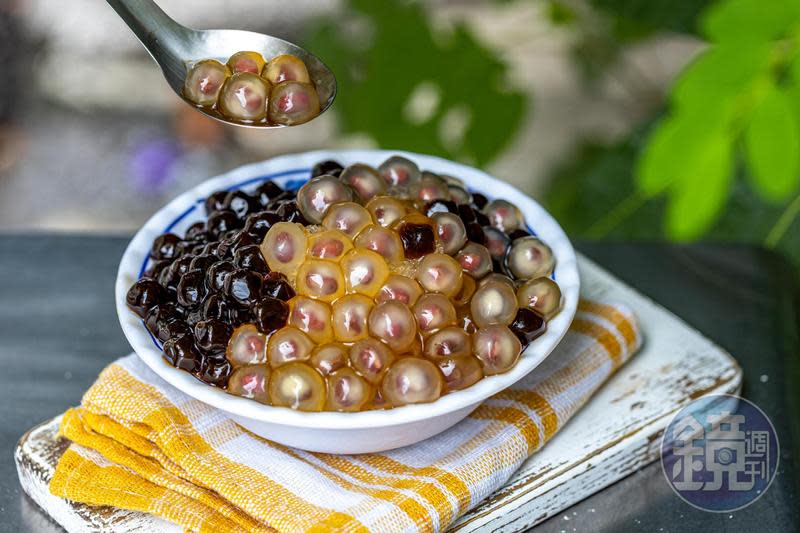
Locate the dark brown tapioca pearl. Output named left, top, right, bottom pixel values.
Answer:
left=255, top=181, right=284, bottom=205
left=199, top=357, right=232, bottom=387
left=252, top=297, right=290, bottom=334
left=224, top=268, right=263, bottom=307
left=458, top=204, right=477, bottom=223
left=163, top=335, right=202, bottom=373
left=177, top=269, right=208, bottom=308
left=143, top=259, right=171, bottom=280
left=159, top=255, right=194, bottom=291
left=395, top=214, right=436, bottom=259
left=262, top=272, right=296, bottom=301
left=483, top=226, right=510, bottom=262
left=465, top=222, right=487, bottom=246
left=186, top=308, right=205, bottom=327
left=244, top=211, right=281, bottom=240
left=205, top=190, right=228, bottom=215
left=218, top=230, right=257, bottom=259
left=126, top=277, right=166, bottom=318
left=509, top=308, right=546, bottom=346
left=201, top=241, right=223, bottom=258
left=194, top=319, right=233, bottom=354
left=145, top=303, right=184, bottom=338
left=234, top=244, right=269, bottom=273
left=223, top=190, right=260, bottom=219
left=205, top=260, right=235, bottom=292
left=184, top=222, right=206, bottom=241
left=266, top=190, right=294, bottom=210
left=312, top=160, right=344, bottom=178
left=474, top=210, right=490, bottom=226
left=276, top=201, right=309, bottom=224
left=150, top=233, right=182, bottom=261
left=189, top=254, right=217, bottom=273
left=424, top=199, right=457, bottom=217
left=507, top=228, right=530, bottom=241
left=159, top=319, right=192, bottom=343
left=207, top=209, right=241, bottom=240
left=472, top=193, right=488, bottom=210
left=202, top=293, right=231, bottom=321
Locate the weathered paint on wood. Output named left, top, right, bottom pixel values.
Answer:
left=15, top=255, right=741, bottom=532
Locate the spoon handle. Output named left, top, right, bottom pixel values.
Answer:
left=106, top=0, right=191, bottom=63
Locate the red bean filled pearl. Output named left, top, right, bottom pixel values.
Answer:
left=473, top=325, right=522, bottom=375
left=183, top=60, right=230, bottom=107
left=268, top=81, right=321, bottom=125
left=381, top=358, right=443, bottom=406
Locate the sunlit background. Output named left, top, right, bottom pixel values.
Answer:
left=1, top=0, right=798, bottom=271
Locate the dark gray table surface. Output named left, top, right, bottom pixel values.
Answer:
left=0, top=235, right=798, bottom=532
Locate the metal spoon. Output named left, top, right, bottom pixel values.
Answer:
left=106, top=0, right=336, bottom=128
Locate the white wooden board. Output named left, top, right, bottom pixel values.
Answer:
left=15, top=255, right=741, bottom=532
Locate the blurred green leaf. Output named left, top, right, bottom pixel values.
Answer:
left=670, top=44, right=770, bottom=111
left=744, top=85, right=800, bottom=202
left=701, top=0, right=800, bottom=42
left=306, top=0, right=526, bottom=166
left=588, top=0, right=713, bottom=34
left=665, top=130, right=734, bottom=240
left=635, top=108, right=732, bottom=196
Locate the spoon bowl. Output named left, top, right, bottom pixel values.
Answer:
left=107, top=0, right=336, bottom=128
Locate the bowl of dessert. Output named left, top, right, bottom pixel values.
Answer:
left=117, top=150, right=579, bottom=453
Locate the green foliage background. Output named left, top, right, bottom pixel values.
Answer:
left=307, top=0, right=800, bottom=270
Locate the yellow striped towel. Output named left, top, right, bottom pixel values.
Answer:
left=49, top=299, right=641, bottom=532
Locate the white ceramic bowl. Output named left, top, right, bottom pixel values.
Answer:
left=116, top=149, right=579, bottom=453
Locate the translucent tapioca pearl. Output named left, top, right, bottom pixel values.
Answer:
left=261, top=222, right=308, bottom=276
left=505, top=237, right=555, bottom=280
left=341, top=249, right=390, bottom=297
left=413, top=293, right=457, bottom=335
left=483, top=226, right=510, bottom=262
left=349, top=338, right=396, bottom=384
left=261, top=54, right=311, bottom=85
left=456, top=242, right=493, bottom=279
left=365, top=196, right=407, bottom=228
left=423, top=326, right=472, bottom=359
left=354, top=225, right=404, bottom=264
left=322, top=202, right=372, bottom=238
left=376, top=274, right=423, bottom=306
left=269, top=362, right=326, bottom=411
left=226, top=51, right=266, bottom=74
left=432, top=212, right=467, bottom=255
left=378, top=156, right=421, bottom=190
left=310, top=343, right=349, bottom=376
left=331, top=294, right=373, bottom=342
left=266, top=326, right=314, bottom=367
left=516, top=277, right=562, bottom=319
left=473, top=325, right=522, bottom=375
left=381, top=358, right=443, bottom=407
left=296, top=175, right=354, bottom=224
left=226, top=324, right=268, bottom=366
left=268, top=81, right=321, bottom=126
left=416, top=253, right=464, bottom=298
left=326, top=368, right=373, bottom=412
left=227, top=365, right=270, bottom=403
left=411, top=174, right=451, bottom=202
left=306, top=229, right=353, bottom=263
left=437, top=356, right=483, bottom=392
left=288, top=296, right=333, bottom=344
left=340, top=164, right=387, bottom=202
left=218, top=73, right=270, bottom=122
left=470, top=278, right=518, bottom=328
left=368, top=301, right=417, bottom=352
left=483, top=199, right=524, bottom=233
left=451, top=274, right=476, bottom=307
left=448, top=185, right=472, bottom=205
left=183, top=60, right=230, bottom=107
left=479, top=272, right=517, bottom=291
left=295, top=259, right=345, bottom=302
left=457, top=308, right=478, bottom=335
left=394, top=213, right=437, bottom=260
